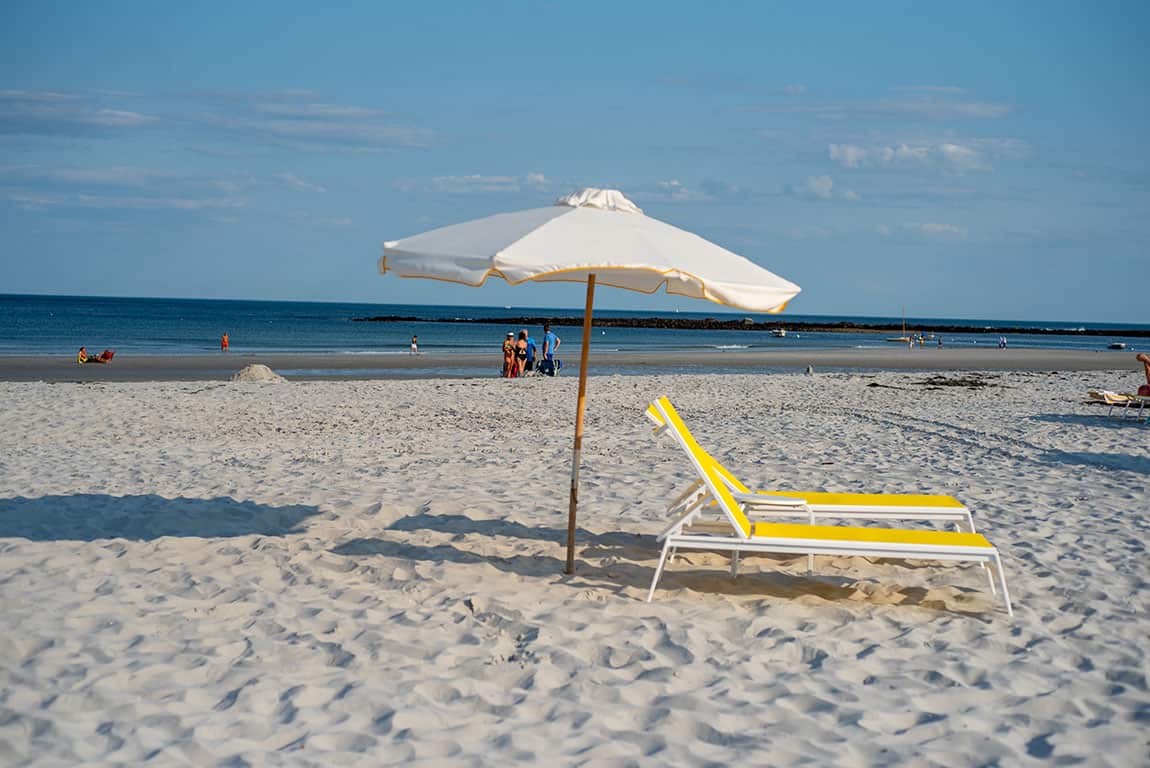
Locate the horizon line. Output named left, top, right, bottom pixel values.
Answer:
left=2, top=292, right=1146, bottom=329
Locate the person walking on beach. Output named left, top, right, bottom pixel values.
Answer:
left=502, top=332, right=516, bottom=377
left=1137, top=353, right=1150, bottom=396
left=221, top=332, right=229, bottom=351
left=410, top=335, right=419, bottom=355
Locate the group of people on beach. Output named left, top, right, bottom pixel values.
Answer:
left=76, top=347, right=115, bottom=364
left=502, top=324, right=560, bottom=378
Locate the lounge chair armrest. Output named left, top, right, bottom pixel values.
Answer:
left=736, top=492, right=808, bottom=509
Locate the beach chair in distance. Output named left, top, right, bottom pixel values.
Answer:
left=646, top=398, right=1014, bottom=614
left=645, top=399, right=976, bottom=532
left=1086, top=390, right=1150, bottom=422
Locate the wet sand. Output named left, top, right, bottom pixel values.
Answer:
left=0, top=347, right=1133, bottom=381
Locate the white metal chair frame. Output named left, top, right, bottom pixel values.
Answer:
left=646, top=399, right=1013, bottom=615
left=646, top=409, right=978, bottom=533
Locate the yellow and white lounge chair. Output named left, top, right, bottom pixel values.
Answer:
left=1087, top=390, right=1150, bottom=422
left=646, top=398, right=1013, bottom=614
left=645, top=398, right=976, bottom=532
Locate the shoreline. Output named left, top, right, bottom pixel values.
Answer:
left=0, top=347, right=1133, bottom=382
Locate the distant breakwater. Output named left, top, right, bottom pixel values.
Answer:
left=353, top=315, right=1150, bottom=338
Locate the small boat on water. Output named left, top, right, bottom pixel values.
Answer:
left=771, top=328, right=787, bottom=338
left=1108, top=342, right=1127, bottom=350
left=886, top=306, right=911, bottom=343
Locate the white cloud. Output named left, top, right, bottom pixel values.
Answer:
left=755, top=97, right=1012, bottom=121
left=0, top=90, right=156, bottom=135
left=397, top=172, right=554, bottom=195
left=829, top=139, right=1027, bottom=175
left=436, top=174, right=519, bottom=193
left=787, top=225, right=834, bottom=240
left=657, top=179, right=693, bottom=201
left=75, top=194, right=246, bottom=210
left=806, top=175, right=835, bottom=199
left=4, top=188, right=246, bottom=211
left=885, top=222, right=968, bottom=241
left=0, top=89, right=433, bottom=153
left=0, top=165, right=165, bottom=186
left=428, top=174, right=523, bottom=194
left=785, top=175, right=860, bottom=202
left=253, top=103, right=389, bottom=119
left=894, top=85, right=969, bottom=95
left=6, top=192, right=62, bottom=210
left=290, top=212, right=352, bottom=227
left=274, top=172, right=326, bottom=193
left=699, top=178, right=752, bottom=201
left=200, top=113, right=432, bottom=150
left=917, top=222, right=966, bottom=237
left=626, top=178, right=753, bottom=204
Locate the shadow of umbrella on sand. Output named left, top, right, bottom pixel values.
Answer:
left=379, top=188, right=800, bottom=573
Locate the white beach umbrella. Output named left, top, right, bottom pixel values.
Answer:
left=380, top=188, right=800, bottom=573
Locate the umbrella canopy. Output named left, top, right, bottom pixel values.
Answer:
left=380, top=188, right=800, bottom=574
left=382, top=188, right=800, bottom=312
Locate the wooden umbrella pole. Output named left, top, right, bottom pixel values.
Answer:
left=566, top=274, right=596, bottom=574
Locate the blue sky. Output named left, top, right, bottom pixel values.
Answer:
left=1, top=1, right=1147, bottom=322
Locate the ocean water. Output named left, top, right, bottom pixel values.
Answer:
left=0, top=294, right=1143, bottom=357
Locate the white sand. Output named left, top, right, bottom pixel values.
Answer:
left=0, top=371, right=1147, bottom=765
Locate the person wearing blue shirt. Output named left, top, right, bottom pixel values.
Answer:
left=524, top=332, right=538, bottom=372
left=541, top=324, right=561, bottom=376
left=543, top=324, right=560, bottom=362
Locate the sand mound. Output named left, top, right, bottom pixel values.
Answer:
left=230, top=363, right=286, bottom=383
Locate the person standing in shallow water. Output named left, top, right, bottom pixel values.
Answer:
left=221, top=332, right=229, bottom=352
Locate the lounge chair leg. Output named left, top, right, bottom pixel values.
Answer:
left=647, top=540, right=672, bottom=603
left=807, top=553, right=814, bottom=575
left=966, top=512, right=977, bottom=533
left=985, top=560, right=997, bottom=596
left=730, top=550, right=739, bottom=579
left=668, top=547, right=677, bottom=564
left=994, top=553, right=1014, bottom=616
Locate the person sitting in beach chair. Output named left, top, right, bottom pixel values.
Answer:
left=77, top=347, right=115, bottom=364
left=1138, top=353, right=1150, bottom=397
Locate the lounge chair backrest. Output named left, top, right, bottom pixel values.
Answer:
left=654, top=397, right=753, bottom=539
left=649, top=397, right=752, bottom=494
